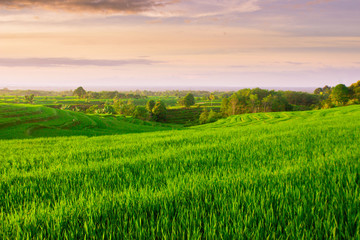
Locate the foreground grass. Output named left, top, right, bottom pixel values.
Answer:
left=0, top=105, right=359, bottom=238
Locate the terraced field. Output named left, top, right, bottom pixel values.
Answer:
left=166, top=107, right=220, bottom=125
left=0, top=95, right=180, bottom=107
left=0, top=105, right=359, bottom=238
left=0, top=104, right=179, bottom=139
left=193, top=106, right=359, bottom=129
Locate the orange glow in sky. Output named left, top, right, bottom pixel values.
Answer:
left=0, top=0, right=359, bottom=89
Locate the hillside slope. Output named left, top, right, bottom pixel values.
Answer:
left=0, top=104, right=180, bottom=139
left=0, top=105, right=360, bottom=238
left=193, top=105, right=360, bottom=129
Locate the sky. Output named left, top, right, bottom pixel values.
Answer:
left=0, top=0, right=359, bottom=90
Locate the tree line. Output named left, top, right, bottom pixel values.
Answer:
left=219, top=81, right=360, bottom=118
left=13, top=81, right=360, bottom=124
left=83, top=99, right=167, bottom=122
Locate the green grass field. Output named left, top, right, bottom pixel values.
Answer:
left=0, top=95, right=180, bottom=107
left=0, top=104, right=180, bottom=139
left=166, top=107, right=220, bottom=125
left=0, top=104, right=359, bottom=238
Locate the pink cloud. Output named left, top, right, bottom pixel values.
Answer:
left=0, top=0, right=177, bottom=13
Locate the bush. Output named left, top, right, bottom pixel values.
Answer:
left=86, top=105, right=99, bottom=114
left=152, top=101, right=167, bottom=121
left=207, top=110, right=220, bottom=123
left=132, top=106, right=150, bottom=121
left=199, top=109, right=220, bottom=124
left=102, top=105, right=115, bottom=114
left=179, top=93, right=195, bottom=108
left=61, top=105, right=72, bottom=111
left=199, top=109, right=209, bottom=124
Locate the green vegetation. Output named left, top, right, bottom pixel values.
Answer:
left=0, top=105, right=359, bottom=238
left=199, top=108, right=221, bottom=124
left=132, top=106, right=150, bottom=121
left=1, top=83, right=360, bottom=238
left=349, top=81, right=360, bottom=101
left=179, top=93, right=196, bottom=108
left=166, top=107, right=220, bottom=125
left=24, top=94, right=35, bottom=104
left=73, top=86, right=87, bottom=98
left=146, top=99, right=155, bottom=112
left=2, top=82, right=359, bottom=126
left=220, top=82, right=360, bottom=119
left=0, top=104, right=179, bottom=139
left=152, top=100, right=167, bottom=121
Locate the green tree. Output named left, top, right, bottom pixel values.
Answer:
left=262, top=95, right=273, bottom=112
left=331, top=84, right=350, bottom=106
left=123, top=100, right=136, bottom=116
left=132, top=106, right=150, bottom=120
left=269, top=94, right=288, bottom=112
left=113, top=99, right=135, bottom=115
left=207, top=110, right=220, bottom=123
left=86, top=105, right=99, bottom=114
left=229, top=94, right=240, bottom=115
left=349, top=80, right=360, bottom=101
left=220, top=98, right=230, bottom=117
left=199, top=108, right=209, bottom=124
left=323, top=85, right=332, bottom=94
left=199, top=108, right=220, bottom=124
left=102, top=104, right=115, bottom=114
left=152, top=101, right=167, bottom=121
left=314, top=88, right=323, bottom=95
left=24, top=94, right=34, bottom=104
left=146, top=100, right=156, bottom=112
left=180, top=93, right=195, bottom=108
left=208, top=93, right=215, bottom=106
left=73, top=86, right=87, bottom=98
left=249, top=94, right=259, bottom=113
left=14, top=96, right=20, bottom=103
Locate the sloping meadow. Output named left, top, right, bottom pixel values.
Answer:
left=0, top=104, right=179, bottom=139
left=0, top=105, right=359, bottom=239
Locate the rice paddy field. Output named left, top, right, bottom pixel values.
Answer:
left=0, top=104, right=359, bottom=239
left=0, top=104, right=179, bottom=139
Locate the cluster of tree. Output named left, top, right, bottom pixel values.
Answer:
left=85, top=101, right=134, bottom=115
left=145, top=100, right=167, bottom=121
left=11, top=82, right=360, bottom=125
left=60, top=95, right=167, bottom=122
left=0, top=88, right=72, bottom=97
left=1, top=86, right=227, bottom=101
left=126, top=100, right=167, bottom=122
left=73, top=87, right=87, bottom=98
left=178, top=93, right=196, bottom=108
left=73, top=87, right=147, bottom=100
left=314, top=81, right=360, bottom=108
left=87, top=91, right=146, bottom=100
left=81, top=89, right=226, bottom=99
left=199, top=109, right=221, bottom=124
left=84, top=98, right=167, bottom=122
left=220, top=82, right=360, bottom=118
left=220, top=88, right=295, bottom=116
left=24, top=94, right=35, bottom=104
left=282, top=91, right=319, bottom=109
left=113, top=99, right=136, bottom=116
left=350, top=81, right=360, bottom=101
left=138, top=90, right=226, bottom=98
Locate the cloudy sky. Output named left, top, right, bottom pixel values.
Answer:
left=0, top=0, right=359, bottom=90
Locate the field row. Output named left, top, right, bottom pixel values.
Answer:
left=193, top=106, right=357, bottom=129
left=0, top=104, right=179, bottom=139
